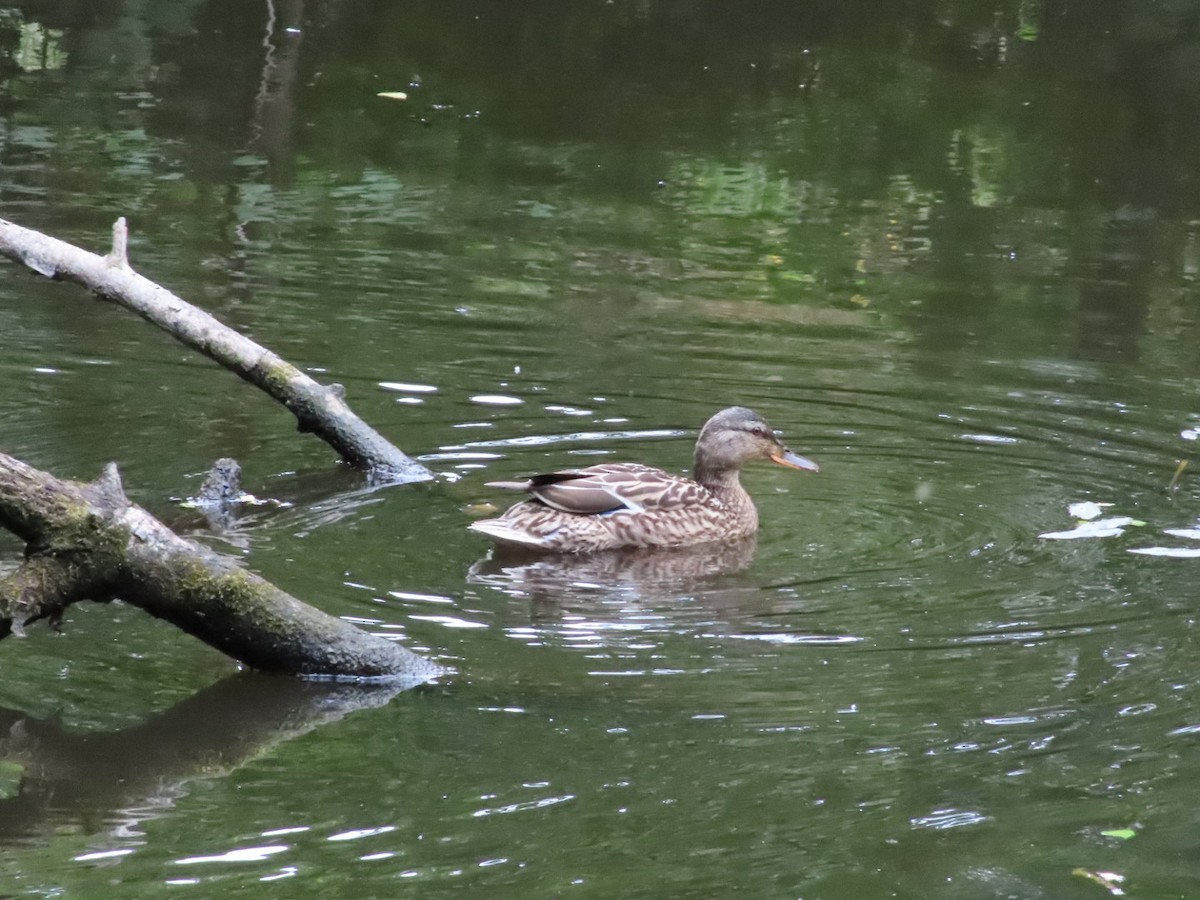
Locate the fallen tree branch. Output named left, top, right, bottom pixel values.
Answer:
left=0, top=216, right=432, bottom=483
left=0, top=452, right=443, bottom=681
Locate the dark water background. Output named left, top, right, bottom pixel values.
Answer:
left=2, top=1, right=1200, bottom=896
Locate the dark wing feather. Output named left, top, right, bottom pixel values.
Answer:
left=533, top=480, right=629, bottom=514
left=486, top=472, right=585, bottom=492
left=490, top=463, right=708, bottom=517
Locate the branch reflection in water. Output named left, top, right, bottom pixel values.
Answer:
left=0, top=673, right=420, bottom=848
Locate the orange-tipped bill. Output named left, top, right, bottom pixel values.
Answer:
left=770, top=449, right=819, bottom=473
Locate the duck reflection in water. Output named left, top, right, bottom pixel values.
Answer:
left=469, top=406, right=818, bottom=553
left=468, top=534, right=760, bottom=608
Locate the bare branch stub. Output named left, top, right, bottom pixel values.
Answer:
left=0, top=216, right=434, bottom=483
left=106, top=217, right=130, bottom=269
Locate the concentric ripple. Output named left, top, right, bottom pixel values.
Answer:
left=450, top=360, right=1190, bottom=653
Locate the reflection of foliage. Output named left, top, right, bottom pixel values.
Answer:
left=1016, top=0, right=1043, bottom=42
left=4, top=1, right=1200, bottom=364
left=667, top=159, right=794, bottom=220
left=0, top=14, right=69, bottom=74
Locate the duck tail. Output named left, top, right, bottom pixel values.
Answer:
left=468, top=518, right=556, bottom=550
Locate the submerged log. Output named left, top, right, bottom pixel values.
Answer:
left=0, top=216, right=432, bottom=483
left=0, top=452, right=443, bottom=681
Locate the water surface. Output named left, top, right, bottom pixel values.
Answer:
left=2, top=2, right=1200, bottom=897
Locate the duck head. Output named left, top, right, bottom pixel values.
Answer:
left=694, top=406, right=819, bottom=478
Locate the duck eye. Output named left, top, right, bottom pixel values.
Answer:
left=749, top=426, right=769, bottom=438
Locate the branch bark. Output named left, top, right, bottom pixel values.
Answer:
left=0, top=216, right=432, bottom=483
left=0, top=452, right=443, bottom=682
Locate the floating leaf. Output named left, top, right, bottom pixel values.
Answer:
left=376, top=91, right=409, bottom=100
left=1100, top=828, right=1136, bottom=840
left=1072, top=868, right=1126, bottom=896
left=1169, top=458, right=1189, bottom=491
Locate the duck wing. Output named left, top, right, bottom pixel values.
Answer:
left=486, top=463, right=706, bottom=516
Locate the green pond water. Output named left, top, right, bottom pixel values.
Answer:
left=2, top=1, right=1200, bottom=897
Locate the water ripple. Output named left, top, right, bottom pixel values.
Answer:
left=910, top=808, right=991, bottom=830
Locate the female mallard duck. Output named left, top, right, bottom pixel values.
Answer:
left=469, top=406, right=818, bottom=552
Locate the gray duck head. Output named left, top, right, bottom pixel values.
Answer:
left=693, top=406, right=819, bottom=483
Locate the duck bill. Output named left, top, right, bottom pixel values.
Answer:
left=770, top=449, right=819, bottom=473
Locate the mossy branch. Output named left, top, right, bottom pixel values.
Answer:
left=0, top=453, right=443, bottom=682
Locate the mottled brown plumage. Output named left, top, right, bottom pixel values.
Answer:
left=469, top=407, right=818, bottom=552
